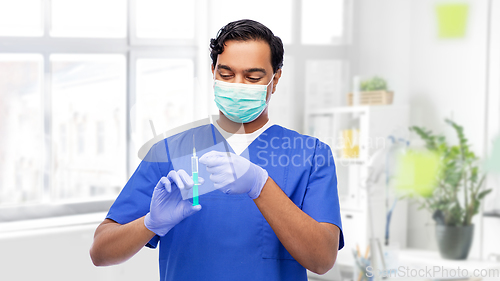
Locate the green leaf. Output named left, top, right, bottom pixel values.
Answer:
left=477, top=189, right=492, bottom=200
left=470, top=167, right=478, bottom=183
left=360, top=76, right=387, bottom=91
left=410, top=126, right=441, bottom=151
left=409, top=118, right=486, bottom=225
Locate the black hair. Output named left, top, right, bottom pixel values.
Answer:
left=210, top=19, right=284, bottom=74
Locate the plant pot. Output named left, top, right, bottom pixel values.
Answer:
left=347, top=90, right=393, bottom=106
left=435, top=224, right=474, bottom=260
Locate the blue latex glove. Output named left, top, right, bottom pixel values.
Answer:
left=144, top=169, right=204, bottom=236
left=199, top=151, right=268, bottom=199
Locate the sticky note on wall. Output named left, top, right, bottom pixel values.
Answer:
left=436, top=3, right=469, bottom=38
left=394, top=150, right=440, bottom=198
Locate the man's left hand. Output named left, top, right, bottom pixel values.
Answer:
left=199, top=151, right=268, bottom=199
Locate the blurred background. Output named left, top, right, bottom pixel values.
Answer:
left=0, top=0, right=499, bottom=280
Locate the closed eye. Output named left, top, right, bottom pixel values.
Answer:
left=247, top=77, right=261, bottom=82
left=220, top=74, right=233, bottom=79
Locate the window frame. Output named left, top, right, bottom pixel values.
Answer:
left=0, top=0, right=354, bottom=223
left=0, top=0, right=203, bottom=222
left=128, top=49, right=199, bottom=175
left=128, top=0, right=198, bottom=46
left=484, top=0, right=500, bottom=214
left=288, top=0, right=355, bottom=133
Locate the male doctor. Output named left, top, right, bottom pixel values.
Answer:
left=90, top=19, right=344, bottom=281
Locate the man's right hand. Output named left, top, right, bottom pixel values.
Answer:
left=144, top=169, right=202, bottom=236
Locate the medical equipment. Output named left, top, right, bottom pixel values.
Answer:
left=192, top=136, right=200, bottom=206
left=360, top=135, right=409, bottom=279
left=144, top=170, right=202, bottom=236
left=213, top=74, right=274, bottom=123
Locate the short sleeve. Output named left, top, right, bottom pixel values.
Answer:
left=106, top=141, right=172, bottom=249
left=301, top=140, right=344, bottom=250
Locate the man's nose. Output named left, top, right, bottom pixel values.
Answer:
left=234, top=75, right=245, bottom=84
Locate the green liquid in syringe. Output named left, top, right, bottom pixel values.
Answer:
left=192, top=145, right=199, bottom=206
left=192, top=171, right=199, bottom=206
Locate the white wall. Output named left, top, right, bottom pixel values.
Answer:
left=484, top=0, right=500, bottom=215
left=0, top=219, right=159, bottom=281
left=356, top=0, right=412, bottom=106
left=408, top=0, right=489, bottom=259
left=357, top=0, right=493, bottom=259
left=408, top=0, right=488, bottom=148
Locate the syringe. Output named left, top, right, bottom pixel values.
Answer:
left=192, top=138, right=200, bottom=206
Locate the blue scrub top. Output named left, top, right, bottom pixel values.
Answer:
left=106, top=124, right=344, bottom=281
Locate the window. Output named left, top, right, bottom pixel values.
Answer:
left=210, top=0, right=353, bottom=132
left=0, top=55, right=43, bottom=205
left=301, top=0, right=345, bottom=44
left=51, top=54, right=127, bottom=200
left=50, top=0, right=127, bottom=38
left=209, top=0, right=294, bottom=44
left=132, top=58, right=195, bottom=167
left=0, top=0, right=353, bottom=221
left=0, top=1, right=201, bottom=221
left=135, top=0, right=195, bottom=39
left=0, top=1, right=43, bottom=37
left=305, top=60, right=348, bottom=109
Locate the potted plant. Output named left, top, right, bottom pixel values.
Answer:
left=408, top=119, right=492, bottom=260
left=348, top=76, right=393, bottom=106
left=360, top=76, right=388, bottom=92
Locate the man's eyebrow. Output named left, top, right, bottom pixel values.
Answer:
left=245, top=68, right=267, bottom=75
left=217, top=64, right=232, bottom=71
left=217, top=64, right=267, bottom=75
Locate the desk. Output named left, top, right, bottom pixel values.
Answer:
left=380, top=249, right=500, bottom=281
left=311, top=249, right=500, bottom=281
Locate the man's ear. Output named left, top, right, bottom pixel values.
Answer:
left=271, top=69, right=282, bottom=94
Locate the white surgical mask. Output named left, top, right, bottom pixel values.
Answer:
left=213, top=75, right=274, bottom=123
